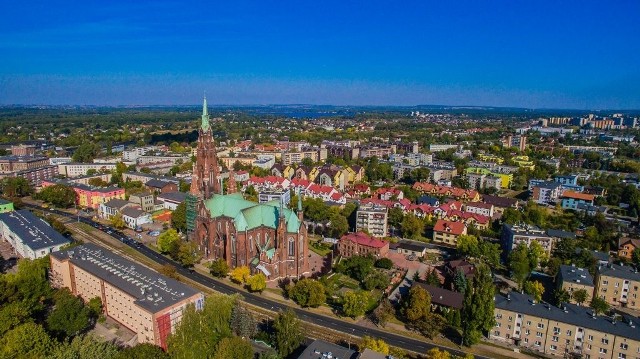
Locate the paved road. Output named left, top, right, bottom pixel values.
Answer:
left=28, top=204, right=489, bottom=358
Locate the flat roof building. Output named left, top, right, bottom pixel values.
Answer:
left=50, top=243, right=204, bottom=349
left=0, top=209, right=71, bottom=259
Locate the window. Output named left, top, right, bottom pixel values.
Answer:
left=550, top=345, right=557, bottom=351
left=554, top=327, right=561, bottom=334
left=496, top=314, right=502, bottom=319
left=603, top=280, right=609, bottom=285
left=534, top=341, right=541, bottom=346
left=508, top=316, right=513, bottom=322
left=588, top=335, right=593, bottom=341
left=525, top=329, right=530, bottom=335
left=526, top=320, right=532, bottom=326
left=599, top=348, right=608, bottom=354
left=494, top=331, right=500, bottom=336
left=288, top=238, right=295, bottom=256
left=495, top=323, right=501, bottom=328
left=552, top=336, right=559, bottom=342
left=618, top=353, right=626, bottom=359
left=537, top=323, right=544, bottom=329
left=602, top=338, right=609, bottom=345
left=621, top=343, right=629, bottom=350
left=536, top=332, right=543, bottom=338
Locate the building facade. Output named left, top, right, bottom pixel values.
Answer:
left=596, top=264, right=640, bottom=310
left=0, top=209, right=70, bottom=259
left=337, top=232, right=390, bottom=258
left=355, top=202, right=388, bottom=238
left=50, top=243, right=204, bottom=349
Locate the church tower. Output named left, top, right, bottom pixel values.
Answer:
left=190, top=96, right=221, bottom=197
left=187, top=96, right=220, bottom=240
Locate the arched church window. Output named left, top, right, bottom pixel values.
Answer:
left=249, top=236, right=254, bottom=252
left=299, top=236, right=304, bottom=255
left=288, top=237, right=295, bottom=257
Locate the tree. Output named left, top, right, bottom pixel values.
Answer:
left=287, top=278, right=326, bottom=308
left=0, top=301, right=32, bottom=336
left=528, top=241, right=547, bottom=269
left=590, top=297, right=609, bottom=315
left=328, top=211, right=349, bottom=238
left=573, top=288, right=589, bottom=306
left=54, top=335, right=122, bottom=359
left=415, top=313, right=447, bottom=339
left=336, top=255, right=375, bottom=282
left=72, top=142, right=100, bottom=162
left=209, top=258, right=230, bottom=278
left=372, top=299, right=394, bottom=328
left=425, top=268, right=441, bottom=287
left=508, top=245, right=531, bottom=290
left=171, top=202, right=187, bottom=232
left=231, top=266, right=251, bottom=284
left=363, top=271, right=390, bottom=290
left=554, top=289, right=570, bottom=306
left=461, top=264, right=495, bottom=346
left=403, top=285, right=431, bottom=322
left=388, top=207, right=404, bottom=228
left=523, top=281, right=545, bottom=302
left=247, top=273, right=267, bottom=292
left=401, top=214, right=424, bottom=239
left=176, top=240, right=201, bottom=267
left=37, top=184, right=77, bottom=208
left=159, top=264, right=179, bottom=280
left=632, top=248, right=640, bottom=265
left=46, top=288, right=96, bottom=339
left=425, top=348, right=453, bottom=359
left=87, top=178, right=108, bottom=187
left=1, top=177, right=32, bottom=197
left=87, top=297, right=103, bottom=318
left=115, top=343, right=169, bottom=359
left=110, top=213, right=125, bottom=229
left=273, top=309, right=303, bottom=358
left=360, top=336, right=389, bottom=355
left=0, top=323, right=56, bottom=358
left=301, top=157, right=314, bottom=167
left=374, top=258, right=393, bottom=269
left=457, top=235, right=479, bottom=255
left=230, top=303, right=257, bottom=338
left=343, top=291, right=370, bottom=318
left=453, top=269, right=468, bottom=294
left=157, top=229, right=180, bottom=254
left=213, top=336, right=254, bottom=359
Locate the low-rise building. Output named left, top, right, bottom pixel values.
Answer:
left=258, top=189, right=291, bottom=207
left=50, top=243, right=204, bottom=349
left=561, top=191, right=595, bottom=210
left=393, top=239, right=428, bottom=258
left=98, top=198, right=131, bottom=219
left=412, top=282, right=463, bottom=311
left=41, top=180, right=126, bottom=209
left=557, top=265, right=594, bottom=304
left=356, top=202, right=388, bottom=238
left=296, top=339, right=357, bottom=359
left=529, top=181, right=562, bottom=204
left=618, top=237, right=640, bottom=261
left=145, top=179, right=178, bottom=194
left=596, top=263, right=640, bottom=310
left=156, top=191, right=187, bottom=211
left=121, top=207, right=152, bottom=230
left=129, top=192, right=155, bottom=212
left=492, top=291, right=640, bottom=359
left=432, top=219, right=467, bottom=246
left=338, top=232, right=389, bottom=258
left=0, top=209, right=70, bottom=259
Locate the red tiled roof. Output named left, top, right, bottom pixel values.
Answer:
left=433, top=219, right=466, bottom=236
left=562, top=191, right=595, bottom=201
left=340, top=232, right=388, bottom=248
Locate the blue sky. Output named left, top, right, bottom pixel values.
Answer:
left=1, top=1, right=639, bottom=109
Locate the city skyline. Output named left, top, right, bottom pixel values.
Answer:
left=1, top=1, right=639, bottom=109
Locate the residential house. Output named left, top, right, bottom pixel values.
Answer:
left=618, top=237, right=640, bottom=261
left=412, top=282, right=463, bottom=312
left=98, top=198, right=131, bottom=219
left=393, top=240, right=428, bottom=258
left=145, top=179, right=178, bottom=194
left=121, top=207, right=152, bottom=230
left=465, top=202, right=495, bottom=218
left=561, top=191, right=595, bottom=210
left=432, top=219, right=467, bottom=246
left=337, top=232, right=389, bottom=258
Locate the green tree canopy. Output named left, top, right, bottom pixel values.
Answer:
left=37, top=184, right=77, bottom=208
left=209, top=258, right=230, bottom=278
left=213, top=336, right=254, bottom=359
left=46, top=288, right=96, bottom=339
left=287, top=278, right=326, bottom=308
left=273, top=309, right=303, bottom=358
left=171, top=202, right=187, bottom=232
left=157, top=229, right=180, bottom=254
left=461, top=263, right=495, bottom=346
left=342, top=291, right=370, bottom=318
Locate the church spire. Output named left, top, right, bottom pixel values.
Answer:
left=227, top=170, right=237, bottom=195
left=201, top=95, right=210, bottom=131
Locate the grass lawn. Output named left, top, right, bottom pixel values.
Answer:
left=309, top=240, right=332, bottom=256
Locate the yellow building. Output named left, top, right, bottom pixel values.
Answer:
left=557, top=265, right=594, bottom=304
left=477, top=154, right=504, bottom=164
left=492, top=292, right=640, bottom=359
left=50, top=243, right=204, bottom=350
left=512, top=156, right=536, bottom=170
left=596, top=263, right=640, bottom=310
left=464, top=167, right=513, bottom=188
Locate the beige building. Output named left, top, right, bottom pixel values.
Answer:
left=281, top=150, right=322, bottom=166
left=596, top=263, right=640, bottom=310
left=492, top=292, right=640, bottom=359
left=355, top=203, right=388, bottom=238
left=557, top=265, right=594, bottom=304
left=58, top=162, right=118, bottom=177
left=50, top=243, right=204, bottom=350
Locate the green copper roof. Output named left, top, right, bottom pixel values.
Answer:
left=201, top=96, right=210, bottom=131
left=203, top=193, right=302, bottom=233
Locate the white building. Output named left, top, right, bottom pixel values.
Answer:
left=156, top=192, right=187, bottom=211
left=121, top=207, right=152, bottom=230
left=356, top=203, right=388, bottom=238
left=58, top=162, right=118, bottom=177
left=0, top=210, right=70, bottom=259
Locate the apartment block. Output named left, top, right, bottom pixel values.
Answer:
left=596, top=264, right=640, bottom=310
left=492, top=292, right=640, bottom=359
left=281, top=150, right=321, bottom=166
left=356, top=202, right=388, bottom=238
left=501, top=224, right=556, bottom=257
left=58, top=162, right=119, bottom=177
left=557, top=265, right=594, bottom=305
left=0, top=209, right=71, bottom=259
left=50, top=243, right=204, bottom=349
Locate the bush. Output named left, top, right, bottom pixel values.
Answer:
left=374, top=258, right=393, bottom=269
